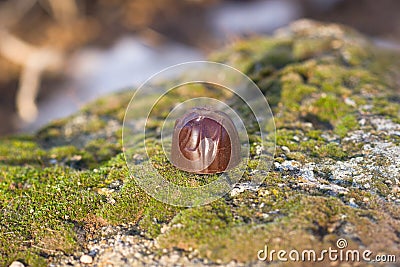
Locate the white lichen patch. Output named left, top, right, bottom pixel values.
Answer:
left=275, top=160, right=349, bottom=195
left=270, top=116, right=400, bottom=202
left=328, top=116, right=400, bottom=202
left=370, top=116, right=400, bottom=133
left=230, top=182, right=260, bottom=197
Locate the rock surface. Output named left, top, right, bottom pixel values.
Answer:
left=1, top=20, right=399, bottom=266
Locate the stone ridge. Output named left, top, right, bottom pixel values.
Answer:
left=0, top=20, right=399, bottom=266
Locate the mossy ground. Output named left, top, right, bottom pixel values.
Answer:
left=1, top=20, right=400, bottom=266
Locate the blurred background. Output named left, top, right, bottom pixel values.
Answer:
left=1, top=0, right=400, bottom=136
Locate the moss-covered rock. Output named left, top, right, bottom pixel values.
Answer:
left=1, top=20, right=400, bottom=266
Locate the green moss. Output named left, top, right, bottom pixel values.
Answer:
left=340, top=43, right=372, bottom=66
left=309, top=65, right=344, bottom=92
left=5, top=250, right=48, bottom=267
left=158, top=200, right=238, bottom=260
left=211, top=37, right=294, bottom=73
left=343, top=68, right=382, bottom=92
left=292, top=37, right=333, bottom=60
left=372, top=97, right=400, bottom=120
left=334, top=114, right=359, bottom=138
left=48, top=145, right=95, bottom=168
left=0, top=138, right=46, bottom=166
left=276, top=129, right=299, bottom=150
left=256, top=42, right=295, bottom=69
left=276, top=129, right=348, bottom=160
left=280, top=71, right=318, bottom=110
left=371, top=180, right=390, bottom=197
left=317, top=142, right=348, bottom=159
left=84, top=139, right=121, bottom=164
left=138, top=199, right=180, bottom=238
left=306, top=129, right=323, bottom=141
left=0, top=135, right=121, bottom=170
left=82, top=90, right=132, bottom=120
left=85, top=117, right=107, bottom=133
left=296, top=139, right=347, bottom=160
left=97, top=178, right=149, bottom=224
left=312, top=94, right=351, bottom=124
left=0, top=165, right=104, bottom=266
left=0, top=147, right=180, bottom=266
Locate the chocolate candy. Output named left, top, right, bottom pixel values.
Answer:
left=171, top=107, right=241, bottom=174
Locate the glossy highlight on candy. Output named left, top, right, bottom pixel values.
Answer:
left=171, top=107, right=241, bottom=174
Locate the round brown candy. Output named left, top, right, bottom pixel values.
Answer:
left=170, top=107, right=241, bottom=174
